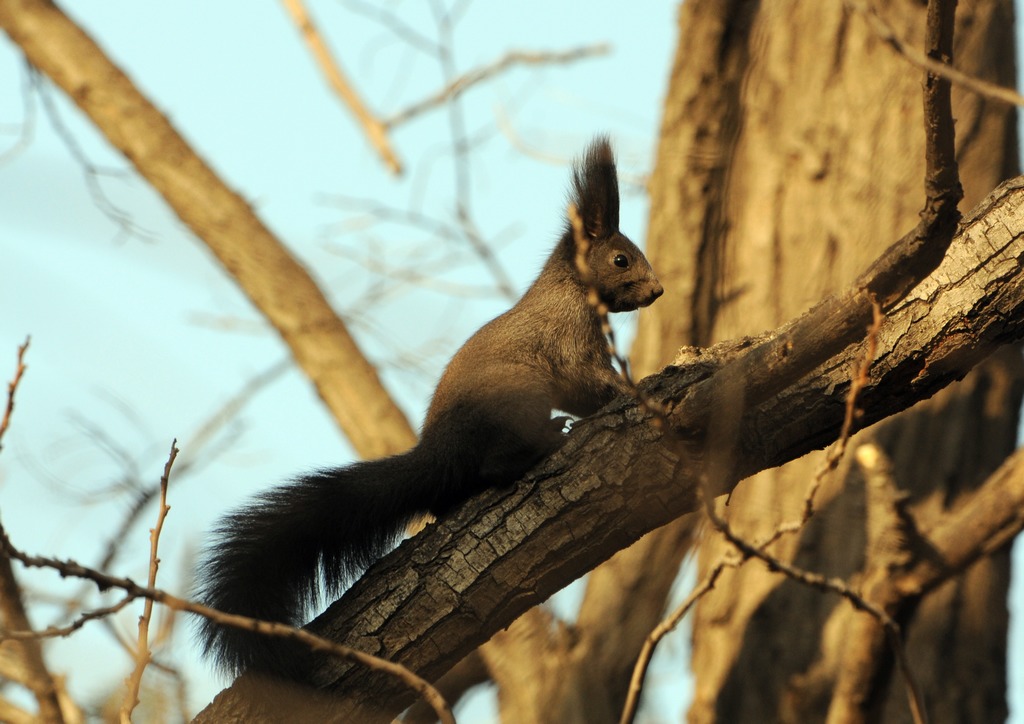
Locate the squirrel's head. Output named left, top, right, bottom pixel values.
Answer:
left=567, top=137, right=664, bottom=313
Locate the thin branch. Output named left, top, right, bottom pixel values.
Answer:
left=619, top=553, right=741, bottom=724
left=820, top=443, right=916, bottom=723
left=495, top=110, right=651, bottom=190
left=281, top=0, right=402, bottom=174
left=337, top=0, right=439, bottom=56
left=701, top=489, right=928, bottom=724
left=921, top=0, right=961, bottom=203
left=428, top=1, right=519, bottom=303
left=0, top=337, right=29, bottom=452
left=764, top=300, right=884, bottom=546
left=845, top=0, right=1024, bottom=108
left=569, top=205, right=632, bottom=380
left=2, top=596, right=134, bottom=640
left=97, top=359, right=288, bottom=566
left=384, top=44, right=611, bottom=129
left=323, top=193, right=520, bottom=301
left=33, top=72, right=153, bottom=243
left=0, top=340, right=64, bottom=723
left=0, top=62, right=37, bottom=165
left=120, top=440, right=178, bottom=724
left=0, top=524, right=454, bottom=724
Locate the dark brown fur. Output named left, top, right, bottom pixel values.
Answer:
left=195, top=137, right=662, bottom=678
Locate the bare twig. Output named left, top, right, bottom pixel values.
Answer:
left=323, top=191, right=531, bottom=304
left=338, top=0, right=439, bottom=56
left=0, top=337, right=29, bottom=452
left=384, top=44, right=611, bottom=129
left=619, top=553, right=742, bottom=724
left=34, top=72, right=153, bottom=243
left=428, top=1, right=518, bottom=302
left=762, top=300, right=884, bottom=548
left=821, top=443, right=917, bottom=722
left=701, top=488, right=928, bottom=724
left=120, top=440, right=178, bottom=724
left=920, top=0, right=961, bottom=204
left=3, top=596, right=133, bottom=640
left=624, top=298, right=870, bottom=724
left=845, top=0, right=1024, bottom=108
left=281, top=0, right=402, bottom=174
left=495, top=111, right=651, bottom=191
left=0, top=339, right=65, bottom=723
left=0, top=524, right=454, bottom=724
left=0, top=64, right=37, bottom=166
left=96, top=359, right=289, bottom=570
left=568, top=206, right=631, bottom=379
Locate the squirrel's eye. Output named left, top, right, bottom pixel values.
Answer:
left=613, top=254, right=629, bottom=268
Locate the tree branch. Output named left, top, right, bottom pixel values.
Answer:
left=280, top=0, right=402, bottom=174
left=120, top=440, right=178, bottom=724
left=0, top=0, right=416, bottom=459
left=0, top=337, right=28, bottom=452
left=383, top=44, right=611, bottom=129
left=197, top=176, right=1024, bottom=720
left=845, top=0, right=1024, bottom=108
left=0, top=339, right=64, bottom=724
left=0, top=522, right=454, bottom=724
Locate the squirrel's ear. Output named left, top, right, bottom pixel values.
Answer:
left=569, top=136, right=620, bottom=240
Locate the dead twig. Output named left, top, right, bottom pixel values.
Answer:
left=619, top=552, right=742, bottom=724
left=280, top=0, right=402, bottom=174
left=845, top=0, right=1024, bottom=108
left=384, top=44, right=611, bottom=129
left=0, top=524, right=454, bottom=724
left=0, top=337, right=29, bottom=451
left=0, top=338, right=66, bottom=724
left=94, top=359, right=289, bottom=577
left=623, top=300, right=874, bottom=724
left=120, top=440, right=178, bottom=723
left=2, top=596, right=134, bottom=641
left=701, top=488, right=928, bottom=724
left=763, top=299, right=884, bottom=548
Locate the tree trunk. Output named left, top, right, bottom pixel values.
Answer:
left=635, top=1, right=1021, bottom=722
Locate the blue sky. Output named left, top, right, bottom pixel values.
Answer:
left=0, top=0, right=1021, bottom=720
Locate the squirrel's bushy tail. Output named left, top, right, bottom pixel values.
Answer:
left=194, top=451, right=432, bottom=678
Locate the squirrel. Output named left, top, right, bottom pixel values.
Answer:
left=194, top=136, right=663, bottom=679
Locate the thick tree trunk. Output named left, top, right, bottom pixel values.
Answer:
left=636, top=1, right=1020, bottom=722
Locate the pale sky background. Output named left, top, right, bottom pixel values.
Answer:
left=0, top=1, right=1021, bottom=721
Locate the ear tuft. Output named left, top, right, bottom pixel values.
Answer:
left=569, top=136, right=620, bottom=240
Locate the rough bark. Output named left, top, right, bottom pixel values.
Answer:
left=0, top=0, right=416, bottom=459
left=632, top=1, right=1021, bottom=722
left=194, top=176, right=1024, bottom=721
left=6, top=1, right=1021, bottom=721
